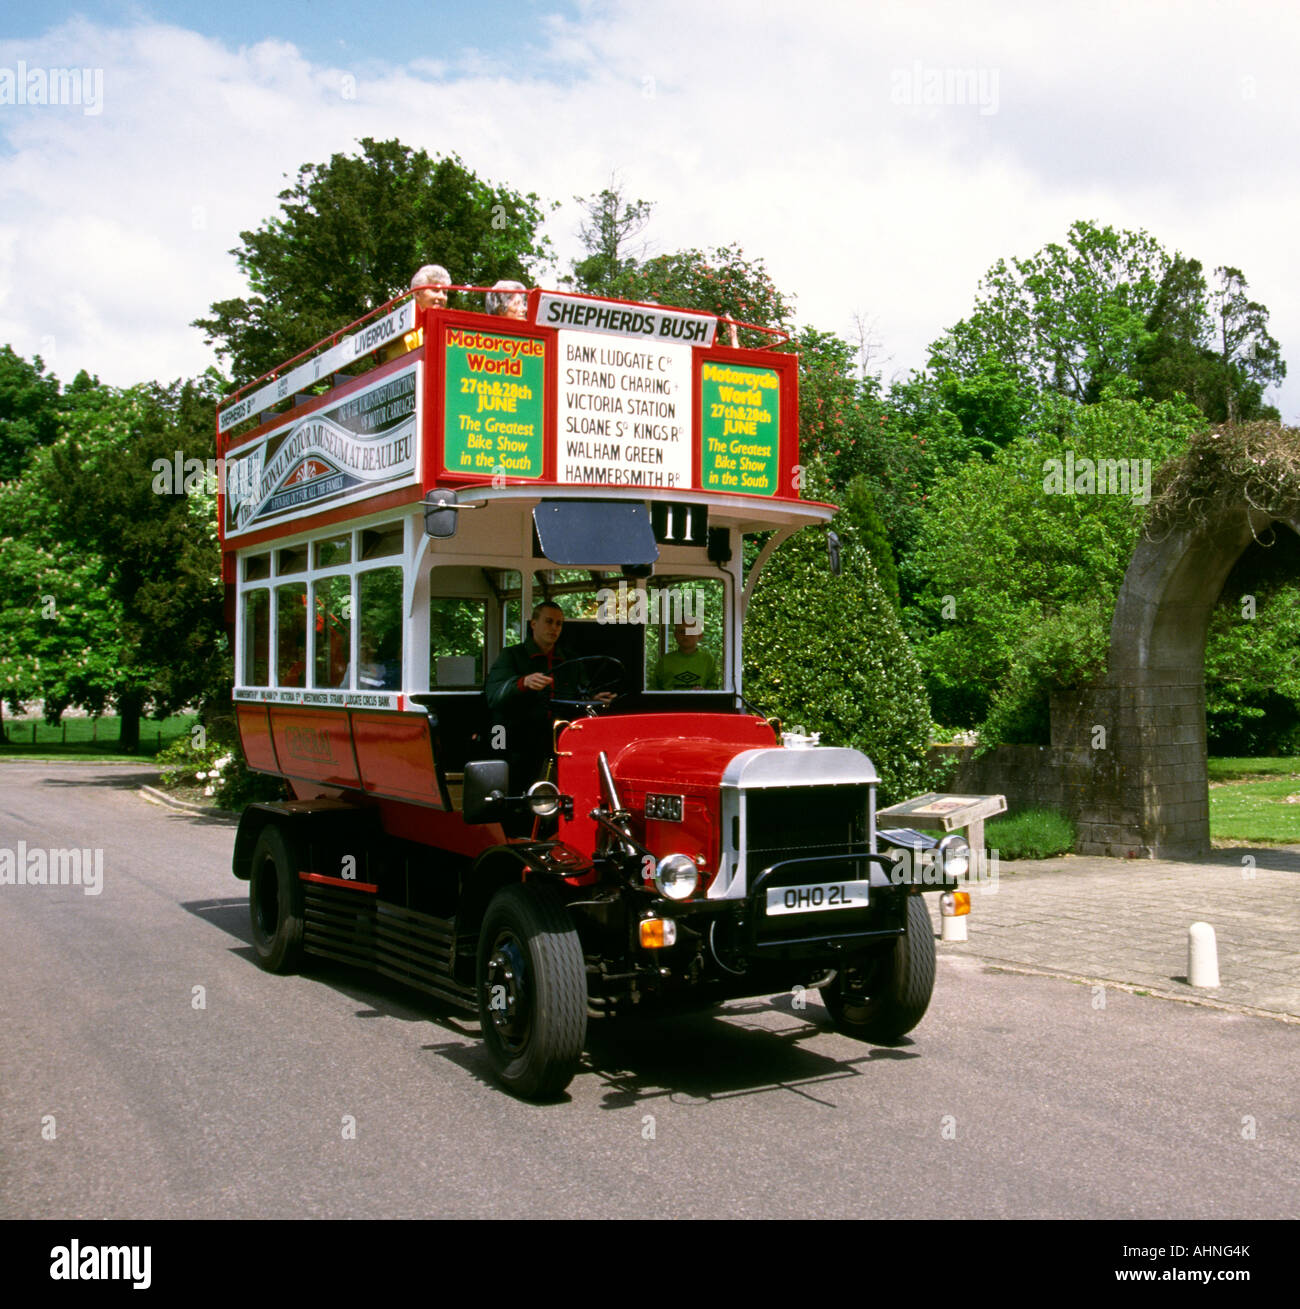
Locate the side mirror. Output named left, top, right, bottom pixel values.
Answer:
left=463, top=759, right=510, bottom=824
left=423, top=488, right=460, bottom=539
left=826, top=529, right=842, bottom=577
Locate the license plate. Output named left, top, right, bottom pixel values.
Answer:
left=766, top=880, right=870, bottom=916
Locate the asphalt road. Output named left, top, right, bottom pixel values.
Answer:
left=1, top=764, right=1297, bottom=1219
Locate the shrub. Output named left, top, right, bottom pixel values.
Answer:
left=155, top=728, right=285, bottom=810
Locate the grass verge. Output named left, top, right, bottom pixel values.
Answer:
left=1208, top=756, right=1300, bottom=844
left=984, top=808, right=1076, bottom=859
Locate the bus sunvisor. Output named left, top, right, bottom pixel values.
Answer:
left=533, top=501, right=660, bottom=567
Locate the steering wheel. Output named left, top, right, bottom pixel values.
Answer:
left=549, top=655, right=627, bottom=714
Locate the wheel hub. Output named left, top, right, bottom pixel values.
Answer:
left=485, top=935, right=531, bottom=1051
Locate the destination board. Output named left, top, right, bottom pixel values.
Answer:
left=555, top=331, right=693, bottom=488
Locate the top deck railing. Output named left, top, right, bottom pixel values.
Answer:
left=215, top=286, right=791, bottom=438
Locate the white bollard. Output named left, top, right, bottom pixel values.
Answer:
left=1187, top=921, right=1220, bottom=988
left=940, top=892, right=968, bottom=942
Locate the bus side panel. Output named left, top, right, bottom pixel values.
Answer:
left=267, top=707, right=361, bottom=789
left=352, top=711, right=447, bottom=807
left=375, top=797, right=507, bottom=859
left=236, top=703, right=279, bottom=773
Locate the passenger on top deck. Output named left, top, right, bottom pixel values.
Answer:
left=384, top=263, right=452, bottom=361
left=486, top=279, right=528, bottom=322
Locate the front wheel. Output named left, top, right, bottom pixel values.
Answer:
left=249, top=823, right=305, bottom=973
left=820, top=894, right=935, bottom=1042
left=476, top=883, right=587, bottom=1099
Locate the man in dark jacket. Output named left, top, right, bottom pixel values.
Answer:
left=485, top=601, right=567, bottom=791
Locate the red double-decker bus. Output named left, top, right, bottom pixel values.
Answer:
left=216, top=284, right=968, bottom=1098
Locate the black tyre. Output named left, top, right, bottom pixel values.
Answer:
left=476, top=883, right=587, bottom=1099
left=248, top=824, right=306, bottom=974
left=820, top=894, right=935, bottom=1042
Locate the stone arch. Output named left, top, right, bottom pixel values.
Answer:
left=1061, top=506, right=1300, bottom=858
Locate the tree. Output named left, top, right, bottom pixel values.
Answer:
left=930, top=220, right=1286, bottom=421
left=603, top=243, right=792, bottom=348
left=568, top=182, right=654, bottom=296
left=0, top=346, right=62, bottom=482
left=1208, top=266, right=1286, bottom=421
left=0, top=376, right=226, bottom=750
left=1204, top=527, right=1300, bottom=754
left=905, top=393, right=1204, bottom=740
left=194, top=138, right=555, bottom=384
left=929, top=221, right=1169, bottom=404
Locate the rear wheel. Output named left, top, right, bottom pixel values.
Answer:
left=820, top=894, right=935, bottom=1042
left=477, top=883, right=587, bottom=1099
left=249, top=824, right=305, bottom=973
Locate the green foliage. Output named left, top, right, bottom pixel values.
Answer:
left=743, top=462, right=931, bottom=802
left=985, top=808, right=1076, bottom=859
left=194, top=138, right=555, bottom=384
left=0, top=534, right=124, bottom=719
left=0, top=346, right=62, bottom=482
left=933, top=354, right=1037, bottom=458
left=605, top=243, right=791, bottom=349
left=905, top=394, right=1204, bottom=741
left=929, top=220, right=1285, bottom=422
left=155, top=731, right=286, bottom=810
left=567, top=183, right=654, bottom=296
left=1203, top=527, right=1300, bottom=754
left=0, top=375, right=227, bottom=747
left=840, top=476, right=900, bottom=613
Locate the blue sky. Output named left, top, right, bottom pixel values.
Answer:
left=0, top=0, right=1296, bottom=422
left=0, top=1, right=581, bottom=69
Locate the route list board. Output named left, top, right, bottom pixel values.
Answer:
left=699, top=362, right=780, bottom=496
left=555, top=331, right=693, bottom=488
left=442, top=328, right=545, bottom=478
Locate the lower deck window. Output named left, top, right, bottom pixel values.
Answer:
left=357, top=566, right=403, bottom=690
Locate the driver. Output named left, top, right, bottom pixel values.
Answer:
left=484, top=601, right=567, bottom=792
left=486, top=601, right=616, bottom=791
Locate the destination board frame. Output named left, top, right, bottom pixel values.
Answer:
left=424, top=303, right=800, bottom=500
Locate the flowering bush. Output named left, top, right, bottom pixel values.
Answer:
left=155, top=730, right=285, bottom=809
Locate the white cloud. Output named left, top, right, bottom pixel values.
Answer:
left=0, top=1, right=1295, bottom=417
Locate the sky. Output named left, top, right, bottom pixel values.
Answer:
left=0, top=0, right=1297, bottom=419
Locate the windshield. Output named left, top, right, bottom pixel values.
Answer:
left=427, top=566, right=730, bottom=695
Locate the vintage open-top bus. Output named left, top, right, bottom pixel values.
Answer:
left=216, top=283, right=969, bottom=1098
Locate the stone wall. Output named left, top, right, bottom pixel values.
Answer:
left=935, top=677, right=1208, bottom=859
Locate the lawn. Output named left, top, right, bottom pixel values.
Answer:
left=1208, top=756, right=1300, bottom=845
left=0, top=713, right=198, bottom=761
